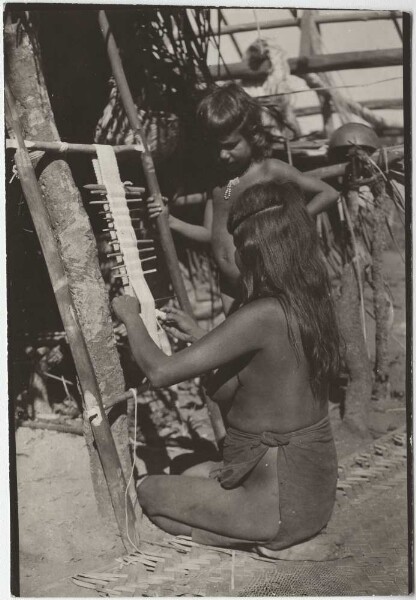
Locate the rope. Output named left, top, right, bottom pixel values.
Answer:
left=9, top=149, right=45, bottom=182
left=257, top=76, right=403, bottom=99
left=252, top=8, right=261, bottom=39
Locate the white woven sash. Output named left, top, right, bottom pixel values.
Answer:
left=93, top=144, right=171, bottom=354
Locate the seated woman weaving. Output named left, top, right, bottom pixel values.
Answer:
left=112, top=180, right=340, bottom=553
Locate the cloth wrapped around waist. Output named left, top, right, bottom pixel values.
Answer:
left=210, top=415, right=338, bottom=550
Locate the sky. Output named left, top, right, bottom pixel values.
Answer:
left=203, top=8, right=404, bottom=133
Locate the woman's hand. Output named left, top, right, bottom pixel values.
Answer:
left=146, top=195, right=168, bottom=220
left=159, top=307, right=205, bottom=344
left=112, top=295, right=141, bottom=324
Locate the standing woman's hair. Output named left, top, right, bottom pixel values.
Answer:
left=196, top=83, right=273, bottom=160
left=228, top=181, right=340, bottom=396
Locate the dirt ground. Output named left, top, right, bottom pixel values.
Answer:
left=14, top=247, right=407, bottom=597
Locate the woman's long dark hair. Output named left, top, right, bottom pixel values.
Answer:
left=197, top=83, right=273, bottom=160
left=228, top=181, right=340, bottom=397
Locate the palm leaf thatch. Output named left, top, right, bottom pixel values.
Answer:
left=95, top=8, right=216, bottom=163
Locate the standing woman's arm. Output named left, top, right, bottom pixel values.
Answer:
left=268, top=160, right=339, bottom=216
left=211, top=187, right=240, bottom=288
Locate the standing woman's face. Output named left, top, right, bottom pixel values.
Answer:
left=215, top=129, right=252, bottom=176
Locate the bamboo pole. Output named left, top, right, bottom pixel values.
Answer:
left=20, top=420, right=84, bottom=436
left=6, top=138, right=144, bottom=155
left=210, top=48, right=403, bottom=82
left=293, top=98, right=403, bottom=118
left=17, top=134, right=401, bottom=158
left=5, top=84, right=138, bottom=552
left=118, top=145, right=403, bottom=210
left=207, top=10, right=403, bottom=36
left=304, top=145, right=404, bottom=181
left=97, top=10, right=227, bottom=447
left=98, top=10, right=193, bottom=317
left=103, top=385, right=148, bottom=411
left=218, top=9, right=243, bottom=59
left=391, top=14, right=403, bottom=41
left=299, top=10, right=335, bottom=137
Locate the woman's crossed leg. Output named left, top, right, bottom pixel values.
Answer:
left=137, top=447, right=280, bottom=543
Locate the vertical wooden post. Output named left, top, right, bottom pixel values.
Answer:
left=299, top=10, right=314, bottom=58
left=6, top=84, right=138, bottom=552
left=299, top=10, right=335, bottom=136
left=334, top=156, right=373, bottom=437
left=98, top=9, right=193, bottom=317
left=370, top=175, right=391, bottom=402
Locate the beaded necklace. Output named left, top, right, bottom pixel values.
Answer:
left=223, top=162, right=253, bottom=201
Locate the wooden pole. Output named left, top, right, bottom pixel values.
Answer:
left=299, top=10, right=314, bottom=58
left=98, top=9, right=193, bottom=317
left=391, top=14, right=403, bottom=41
left=304, top=145, right=404, bottom=181
left=6, top=138, right=144, bottom=155
left=210, top=48, right=403, bottom=82
left=20, top=420, right=84, bottom=436
left=5, top=84, right=138, bottom=552
left=90, top=145, right=403, bottom=211
left=218, top=9, right=243, bottom=59
left=293, top=98, right=403, bottom=118
left=299, top=10, right=335, bottom=137
left=207, top=10, right=403, bottom=36
left=97, top=10, right=226, bottom=447
left=370, top=175, right=392, bottom=402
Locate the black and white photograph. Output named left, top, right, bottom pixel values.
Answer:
left=4, top=4, right=412, bottom=597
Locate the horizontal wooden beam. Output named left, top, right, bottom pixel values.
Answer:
left=293, top=98, right=403, bottom=118
left=210, top=48, right=403, bottom=82
left=154, top=145, right=404, bottom=208
left=20, top=420, right=83, bottom=436
left=209, top=10, right=403, bottom=36
left=304, top=144, right=404, bottom=181
left=6, top=138, right=144, bottom=154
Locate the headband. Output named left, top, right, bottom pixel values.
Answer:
left=229, top=204, right=282, bottom=233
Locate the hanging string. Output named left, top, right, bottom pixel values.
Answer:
left=257, top=76, right=403, bottom=99
left=252, top=9, right=261, bottom=40
left=61, top=375, right=70, bottom=399
left=231, top=549, right=236, bottom=591
left=125, top=386, right=141, bottom=553
left=217, top=8, right=221, bottom=77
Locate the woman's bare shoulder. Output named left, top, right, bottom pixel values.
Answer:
left=235, top=297, right=286, bottom=328
left=263, top=157, right=294, bottom=176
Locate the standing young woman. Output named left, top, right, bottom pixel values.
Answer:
left=147, top=83, right=339, bottom=311
left=113, top=181, right=340, bottom=553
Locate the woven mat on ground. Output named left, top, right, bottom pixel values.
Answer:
left=72, top=427, right=408, bottom=597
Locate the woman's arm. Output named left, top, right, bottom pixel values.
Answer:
left=268, top=160, right=339, bottom=216
left=113, top=296, right=276, bottom=388
left=169, top=197, right=212, bottom=243
left=147, top=195, right=212, bottom=244
left=211, top=187, right=240, bottom=288
left=160, top=306, right=206, bottom=343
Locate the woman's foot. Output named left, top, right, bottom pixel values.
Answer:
left=256, top=531, right=349, bottom=562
